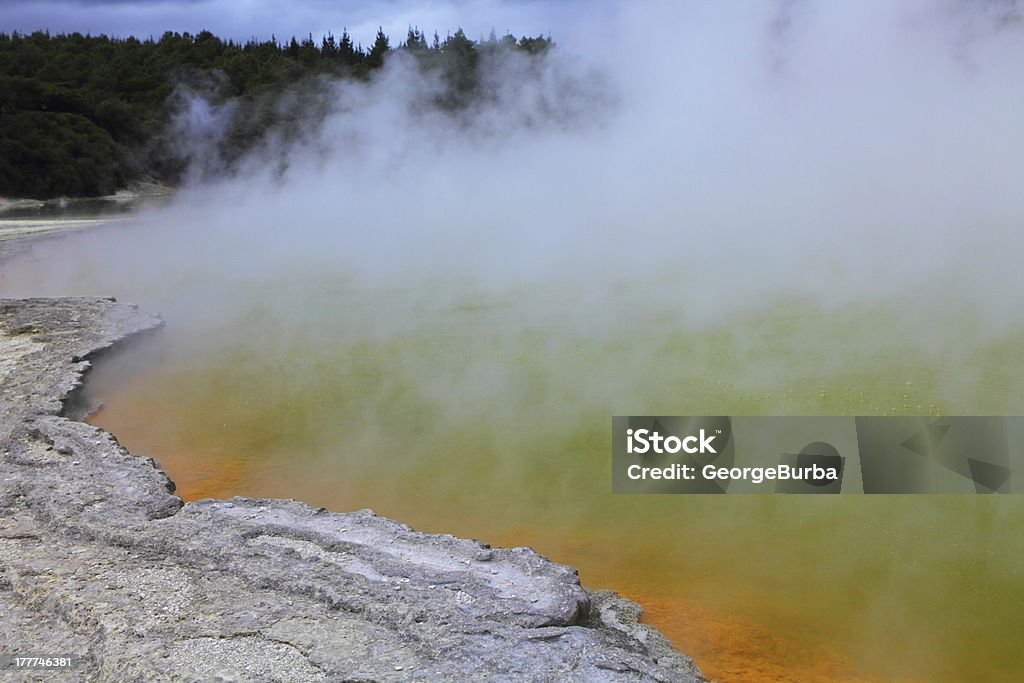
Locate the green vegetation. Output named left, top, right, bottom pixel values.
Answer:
left=0, top=28, right=553, bottom=199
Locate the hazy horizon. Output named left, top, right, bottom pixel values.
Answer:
left=0, top=0, right=583, bottom=49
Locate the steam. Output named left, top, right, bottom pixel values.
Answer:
left=166, top=88, right=238, bottom=180
left=2, top=1, right=1023, bottom=417
left=5, top=2, right=1024, bottom=324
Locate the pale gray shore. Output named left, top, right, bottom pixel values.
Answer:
left=0, top=294, right=706, bottom=682
left=0, top=185, right=172, bottom=259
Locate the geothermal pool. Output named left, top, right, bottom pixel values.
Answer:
left=2, top=213, right=1023, bottom=682
left=78, top=283, right=1024, bottom=683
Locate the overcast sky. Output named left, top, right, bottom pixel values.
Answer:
left=0, top=0, right=594, bottom=47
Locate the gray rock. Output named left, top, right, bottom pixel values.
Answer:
left=0, top=296, right=707, bottom=682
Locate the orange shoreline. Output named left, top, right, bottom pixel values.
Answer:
left=101, top=424, right=916, bottom=683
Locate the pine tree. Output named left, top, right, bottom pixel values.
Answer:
left=338, top=29, right=357, bottom=65
left=367, top=27, right=389, bottom=68
left=404, top=27, right=427, bottom=52
left=322, top=33, right=338, bottom=58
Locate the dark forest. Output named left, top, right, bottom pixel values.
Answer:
left=0, top=28, right=553, bottom=198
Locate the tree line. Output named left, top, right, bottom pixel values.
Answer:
left=0, top=28, right=554, bottom=199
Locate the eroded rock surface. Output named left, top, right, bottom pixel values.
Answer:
left=0, top=297, right=706, bottom=682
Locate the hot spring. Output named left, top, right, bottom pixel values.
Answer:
left=3, top=4, right=1024, bottom=679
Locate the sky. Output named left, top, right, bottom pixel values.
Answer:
left=0, top=0, right=585, bottom=47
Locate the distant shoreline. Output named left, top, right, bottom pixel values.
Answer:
left=0, top=182, right=172, bottom=255
left=0, top=180, right=174, bottom=213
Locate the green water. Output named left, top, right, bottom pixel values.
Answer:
left=71, top=277, right=1024, bottom=683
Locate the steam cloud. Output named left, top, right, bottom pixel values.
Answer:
left=4, top=0, right=1024, bottom=413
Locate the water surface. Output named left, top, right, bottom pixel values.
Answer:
left=2, top=211, right=1022, bottom=681
left=63, top=278, right=1024, bottom=683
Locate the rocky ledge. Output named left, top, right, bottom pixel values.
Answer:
left=0, top=297, right=706, bottom=682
